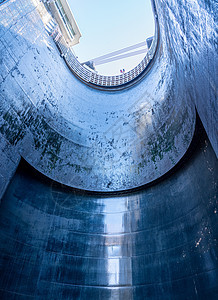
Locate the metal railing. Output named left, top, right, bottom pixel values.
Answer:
left=53, top=31, right=158, bottom=88
left=1, top=0, right=158, bottom=87
left=47, top=4, right=159, bottom=88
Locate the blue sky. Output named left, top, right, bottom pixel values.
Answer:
left=68, top=0, right=155, bottom=75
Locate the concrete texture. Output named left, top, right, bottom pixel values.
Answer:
left=0, top=133, right=20, bottom=200
left=0, top=0, right=198, bottom=192
left=157, top=0, right=217, bottom=157
left=0, top=127, right=217, bottom=299
left=0, top=0, right=217, bottom=298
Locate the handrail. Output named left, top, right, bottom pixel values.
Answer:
left=47, top=3, right=159, bottom=89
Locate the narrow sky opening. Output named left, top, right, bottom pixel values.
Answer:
left=68, top=0, right=155, bottom=75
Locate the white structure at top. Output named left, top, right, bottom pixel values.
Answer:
left=46, top=0, right=81, bottom=46
left=85, top=38, right=153, bottom=67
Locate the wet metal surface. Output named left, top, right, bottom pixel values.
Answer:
left=0, top=132, right=217, bottom=299
left=0, top=0, right=217, bottom=297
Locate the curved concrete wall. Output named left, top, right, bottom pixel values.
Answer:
left=0, top=130, right=217, bottom=299
left=0, top=0, right=217, bottom=298
left=0, top=0, right=198, bottom=192
left=157, top=0, right=217, bottom=156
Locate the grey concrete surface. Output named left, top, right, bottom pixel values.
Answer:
left=0, top=133, right=20, bottom=200
left=0, top=0, right=198, bottom=192
left=0, top=0, right=217, bottom=298
left=0, top=129, right=217, bottom=299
